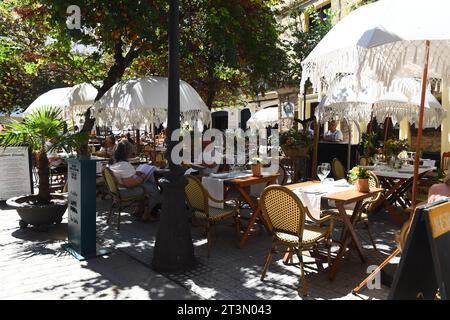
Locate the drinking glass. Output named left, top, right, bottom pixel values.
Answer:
left=321, top=163, right=331, bottom=180
left=317, top=163, right=331, bottom=182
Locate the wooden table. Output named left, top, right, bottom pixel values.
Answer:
left=371, top=167, right=434, bottom=225
left=224, top=173, right=279, bottom=248
left=287, top=181, right=383, bottom=280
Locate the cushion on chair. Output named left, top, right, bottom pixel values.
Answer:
left=274, top=225, right=329, bottom=245
left=194, top=205, right=237, bottom=221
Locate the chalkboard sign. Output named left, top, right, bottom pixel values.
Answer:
left=0, top=147, right=33, bottom=200
left=389, top=200, right=450, bottom=300
left=62, top=158, right=109, bottom=260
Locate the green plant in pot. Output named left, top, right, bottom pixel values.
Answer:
left=280, top=129, right=311, bottom=158
left=0, top=107, right=87, bottom=228
left=248, top=157, right=270, bottom=177
left=359, top=132, right=379, bottom=165
left=384, top=139, right=409, bottom=168
left=348, top=166, right=371, bottom=192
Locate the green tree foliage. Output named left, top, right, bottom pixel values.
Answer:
left=348, top=0, right=378, bottom=12
left=0, top=1, right=73, bottom=113
left=2, top=1, right=285, bottom=114
left=281, top=5, right=336, bottom=86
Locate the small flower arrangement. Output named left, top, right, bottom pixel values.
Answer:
left=384, top=139, right=409, bottom=157
left=348, top=166, right=370, bottom=182
left=248, top=157, right=270, bottom=165
left=348, top=166, right=371, bottom=192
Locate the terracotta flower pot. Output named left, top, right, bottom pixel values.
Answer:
left=251, top=163, right=262, bottom=177
left=355, top=179, right=370, bottom=193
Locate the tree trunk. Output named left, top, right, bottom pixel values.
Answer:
left=37, top=150, right=51, bottom=205
left=78, top=40, right=140, bottom=157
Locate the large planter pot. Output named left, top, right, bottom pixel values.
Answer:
left=282, top=146, right=308, bottom=158
left=6, top=194, right=68, bottom=228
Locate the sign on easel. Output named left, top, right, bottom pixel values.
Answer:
left=62, top=158, right=109, bottom=260
left=389, top=200, right=450, bottom=300
left=0, top=147, right=33, bottom=200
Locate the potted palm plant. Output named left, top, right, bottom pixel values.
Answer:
left=0, top=107, right=87, bottom=228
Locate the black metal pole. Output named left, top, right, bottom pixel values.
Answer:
left=152, top=0, right=195, bottom=272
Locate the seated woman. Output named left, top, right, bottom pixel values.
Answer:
left=427, top=174, right=450, bottom=203
left=109, top=141, right=162, bottom=221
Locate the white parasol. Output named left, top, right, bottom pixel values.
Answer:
left=24, top=87, right=72, bottom=116
left=247, top=107, right=279, bottom=130
left=316, top=76, right=446, bottom=129
left=25, top=84, right=98, bottom=122
left=300, top=0, right=450, bottom=206
left=93, top=76, right=210, bottom=129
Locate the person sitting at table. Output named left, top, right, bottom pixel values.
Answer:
left=109, top=141, right=162, bottom=221
left=427, top=173, right=450, bottom=203
left=322, top=120, right=343, bottom=142
left=96, top=135, right=116, bottom=158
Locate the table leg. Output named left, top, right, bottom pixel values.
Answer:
left=237, top=180, right=275, bottom=248
left=329, top=201, right=366, bottom=280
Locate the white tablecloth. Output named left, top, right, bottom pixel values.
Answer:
left=202, top=171, right=268, bottom=209
left=371, top=166, right=436, bottom=179
left=291, top=179, right=354, bottom=220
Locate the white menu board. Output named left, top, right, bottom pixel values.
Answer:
left=0, top=147, right=32, bottom=200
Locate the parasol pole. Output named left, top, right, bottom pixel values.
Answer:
left=412, top=40, right=431, bottom=209
left=345, top=118, right=352, bottom=171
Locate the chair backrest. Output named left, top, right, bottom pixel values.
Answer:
left=185, top=175, right=208, bottom=213
left=103, top=167, right=120, bottom=196
left=332, top=158, right=346, bottom=180
left=362, top=171, right=381, bottom=211
left=260, top=185, right=306, bottom=239
left=441, top=152, right=450, bottom=171
left=359, top=157, right=368, bottom=166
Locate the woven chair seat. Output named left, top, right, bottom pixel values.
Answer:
left=274, top=225, right=329, bottom=245
left=194, top=205, right=237, bottom=221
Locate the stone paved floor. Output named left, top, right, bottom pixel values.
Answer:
left=0, top=198, right=399, bottom=300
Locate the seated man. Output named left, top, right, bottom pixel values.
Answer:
left=322, top=120, right=343, bottom=142
left=427, top=174, right=450, bottom=203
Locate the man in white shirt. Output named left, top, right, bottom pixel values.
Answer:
left=323, top=120, right=343, bottom=142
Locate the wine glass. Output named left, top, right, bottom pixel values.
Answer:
left=317, top=163, right=330, bottom=183
left=321, top=163, right=331, bottom=180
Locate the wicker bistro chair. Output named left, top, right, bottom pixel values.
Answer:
left=184, top=175, right=240, bottom=257
left=102, top=167, right=148, bottom=230
left=322, top=170, right=381, bottom=250
left=332, top=158, right=346, bottom=180
left=259, top=185, right=334, bottom=296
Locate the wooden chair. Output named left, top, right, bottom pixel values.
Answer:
left=322, top=171, right=380, bottom=250
left=332, top=158, right=346, bottom=180
left=441, top=151, right=450, bottom=173
left=259, top=185, right=334, bottom=296
left=102, top=167, right=147, bottom=230
left=184, top=175, right=240, bottom=257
